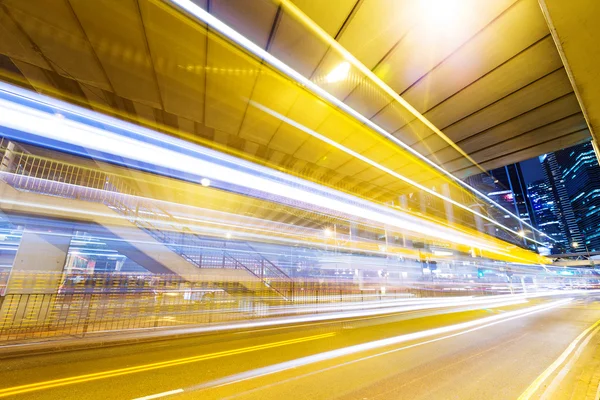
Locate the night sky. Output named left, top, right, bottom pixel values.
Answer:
left=520, top=157, right=545, bottom=184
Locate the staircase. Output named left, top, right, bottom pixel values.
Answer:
left=0, top=140, right=293, bottom=299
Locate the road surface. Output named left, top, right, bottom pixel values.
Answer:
left=0, top=294, right=599, bottom=399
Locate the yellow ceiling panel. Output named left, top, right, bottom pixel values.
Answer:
left=269, top=11, right=328, bottom=77
left=204, top=37, right=258, bottom=134
left=360, top=144, right=397, bottom=164
left=316, top=149, right=352, bottom=170
left=268, top=122, right=309, bottom=153
left=0, top=7, right=50, bottom=69
left=285, top=89, right=332, bottom=130
left=141, top=0, right=206, bottom=121
left=443, top=68, right=574, bottom=143
left=402, top=0, right=551, bottom=115
left=70, top=0, right=160, bottom=104
left=375, top=0, right=516, bottom=94
left=424, top=36, right=563, bottom=131
left=337, top=0, right=413, bottom=69
left=294, top=137, right=329, bottom=164
left=290, top=0, right=356, bottom=36
left=456, top=93, right=582, bottom=155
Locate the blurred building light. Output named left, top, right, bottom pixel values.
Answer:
left=433, top=250, right=453, bottom=256
left=518, top=230, right=525, bottom=237
left=225, top=232, right=232, bottom=239
left=200, top=178, right=211, bottom=187
left=325, top=62, right=350, bottom=83
left=324, top=228, right=332, bottom=237
left=572, top=242, right=579, bottom=248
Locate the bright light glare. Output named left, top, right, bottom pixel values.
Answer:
left=200, top=178, right=211, bottom=187
left=572, top=242, right=579, bottom=248
left=324, top=228, right=332, bottom=237
left=416, top=0, right=471, bottom=36
left=325, top=62, right=350, bottom=83
left=518, top=230, right=525, bottom=237
left=433, top=250, right=453, bottom=256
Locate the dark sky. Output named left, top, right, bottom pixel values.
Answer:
left=520, top=157, right=545, bottom=183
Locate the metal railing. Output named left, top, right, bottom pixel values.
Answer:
left=0, top=141, right=293, bottom=296
left=0, top=271, right=506, bottom=342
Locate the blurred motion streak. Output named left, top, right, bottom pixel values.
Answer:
left=0, top=332, right=336, bottom=398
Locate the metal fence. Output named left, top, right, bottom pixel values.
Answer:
left=0, top=142, right=293, bottom=297
left=0, top=271, right=502, bottom=342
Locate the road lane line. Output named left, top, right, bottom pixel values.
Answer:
left=518, top=317, right=600, bottom=400
left=0, top=332, right=334, bottom=398
left=187, top=299, right=571, bottom=394
left=133, top=388, right=184, bottom=400
left=539, top=323, right=600, bottom=399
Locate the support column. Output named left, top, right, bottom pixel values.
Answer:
left=1, top=230, right=71, bottom=327
left=470, top=203, right=486, bottom=233
left=441, top=184, right=454, bottom=225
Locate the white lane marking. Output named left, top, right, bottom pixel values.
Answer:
left=539, top=323, right=600, bottom=399
left=133, top=388, right=184, bottom=400
left=186, top=299, right=571, bottom=393
left=518, top=317, right=600, bottom=400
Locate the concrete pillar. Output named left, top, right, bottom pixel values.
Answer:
left=7, top=231, right=71, bottom=293
left=349, top=223, right=358, bottom=241
left=399, top=195, right=408, bottom=209
left=0, top=140, right=16, bottom=173
left=470, top=203, right=486, bottom=233
left=419, top=193, right=427, bottom=214
left=441, top=184, right=454, bottom=225
left=1, top=230, right=71, bottom=327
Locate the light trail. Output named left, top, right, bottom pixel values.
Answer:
left=0, top=333, right=336, bottom=398
left=0, top=82, right=547, bottom=264
left=185, top=298, right=572, bottom=393
left=251, top=101, right=548, bottom=247
left=166, top=0, right=553, bottom=244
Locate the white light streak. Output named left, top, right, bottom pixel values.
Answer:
left=168, top=0, right=553, bottom=243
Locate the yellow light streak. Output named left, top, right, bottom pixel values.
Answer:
left=276, top=0, right=486, bottom=174
left=0, top=332, right=335, bottom=398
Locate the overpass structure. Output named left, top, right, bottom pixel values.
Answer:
left=0, top=0, right=598, bottom=291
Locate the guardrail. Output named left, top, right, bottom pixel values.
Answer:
left=0, top=141, right=293, bottom=296
left=0, top=271, right=504, bottom=342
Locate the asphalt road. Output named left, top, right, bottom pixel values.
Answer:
left=0, top=294, right=599, bottom=400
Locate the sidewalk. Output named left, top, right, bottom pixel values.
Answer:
left=528, top=306, right=600, bottom=400
left=544, top=327, right=600, bottom=400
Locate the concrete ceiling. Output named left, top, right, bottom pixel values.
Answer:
left=541, top=0, right=600, bottom=149
left=0, top=0, right=591, bottom=226
left=284, top=0, right=591, bottom=175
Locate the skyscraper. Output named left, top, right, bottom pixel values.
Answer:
left=540, top=152, right=583, bottom=253
left=488, top=164, right=536, bottom=229
left=554, top=142, right=600, bottom=252
left=526, top=179, right=567, bottom=254
left=466, top=166, right=536, bottom=249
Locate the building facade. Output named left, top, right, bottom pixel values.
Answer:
left=554, top=142, right=600, bottom=253
left=526, top=179, right=567, bottom=254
